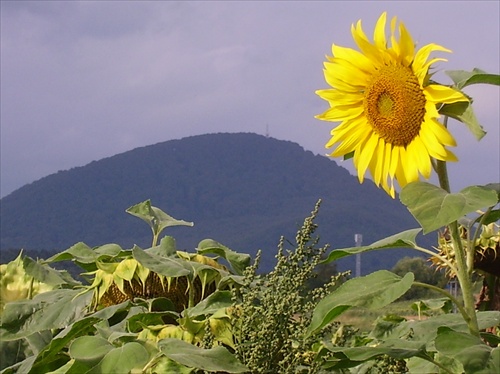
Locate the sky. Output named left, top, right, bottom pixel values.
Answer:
left=1, top=1, right=499, bottom=199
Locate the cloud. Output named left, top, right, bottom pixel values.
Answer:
left=1, top=1, right=498, bottom=197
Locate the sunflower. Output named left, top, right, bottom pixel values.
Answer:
left=316, top=12, right=468, bottom=197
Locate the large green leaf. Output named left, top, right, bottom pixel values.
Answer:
left=411, top=298, right=453, bottom=317
left=321, top=229, right=421, bottom=264
left=132, top=246, right=190, bottom=278
left=158, top=338, right=248, bottom=373
left=186, top=290, right=233, bottom=317
left=69, top=336, right=113, bottom=364
left=150, top=356, right=195, bottom=374
left=22, top=256, right=79, bottom=287
left=98, top=342, right=149, bottom=373
left=400, top=182, right=499, bottom=234
left=322, top=339, right=426, bottom=370
left=45, top=242, right=96, bottom=264
left=435, top=327, right=499, bottom=374
left=306, top=271, right=414, bottom=336
left=439, top=101, right=486, bottom=141
left=440, top=69, right=499, bottom=141
left=146, top=236, right=177, bottom=257
left=30, top=317, right=99, bottom=372
left=126, top=200, right=193, bottom=236
left=446, top=68, right=500, bottom=89
left=0, top=289, right=92, bottom=341
left=196, top=239, right=250, bottom=275
left=45, top=242, right=129, bottom=272
left=386, top=311, right=500, bottom=345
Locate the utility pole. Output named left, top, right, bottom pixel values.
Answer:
left=355, top=233, right=363, bottom=277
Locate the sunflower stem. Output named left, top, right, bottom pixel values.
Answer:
left=434, top=122, right=479, bottom=336
left=448, top=221, right=480, bottom=336
left=412, top=281, right=468, bottom=321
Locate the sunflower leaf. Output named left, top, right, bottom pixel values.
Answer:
left=132, top=246, right=191, bottom=278
left=400, top=182, right=499, bottom=234
left=126, top=200, right=194, bottom=239
left=306, top=271, right=414, bottom=337
left=196, top=239, right=250, bottom=275
left=321, top=229, right=421, bottom=264
left=158, top=338, right=248, bottom=373
left=445, top=68, right=500, bottom=89
left=439, top=101, right=486, bottom=141
left=435, top=326, right=498, bottom=374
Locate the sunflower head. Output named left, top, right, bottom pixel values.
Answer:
left=87, top=252, right=228, bottom=312
left=316, top=12, right=468, bottom=197
left=432, top=223, right=500, bottom=278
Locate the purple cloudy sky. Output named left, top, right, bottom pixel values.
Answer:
left=1, top=1, right=498, bottom=198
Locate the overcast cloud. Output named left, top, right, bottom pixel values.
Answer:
left=1, top=1, right=499, bottom=198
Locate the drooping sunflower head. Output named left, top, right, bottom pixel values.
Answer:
left=316, top=12, right=468, bottom=197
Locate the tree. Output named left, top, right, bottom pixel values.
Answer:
left=391, top=256, right=448, bottom=300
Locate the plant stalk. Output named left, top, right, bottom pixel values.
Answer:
left=435, top=149, right=480, bottom=336
left=413, top=281, right=468, bottom=320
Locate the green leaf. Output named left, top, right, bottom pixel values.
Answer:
left=306, top=271, right=414, bottom=336
left=69, top=336, right=114, bottom=364
left=126, top=312, right=167, bottom=333
left=479, top=209, right=500, bottom=226
left=435, top=326, right=497, bottom=374
left=150, top=356, right=195, bottom=374
left=385, top=311, right=500, bottom=345
left=323, top=339, right=426, bottom=369
left=23, top=257, right=79, bottom=287
left=0, top=289, right=92, bottom=340
left=446, top=68, right=500, bottom=89
left=400, top=182, right=499, bottom=234
left=197, top=239, right=250, bottom=275
left=158, top=338, right=248, bottom=373
left=132, top=246, right=190, bottom=278
left=31, top=317, right=99, bottom=371
left=146, top=236, right=177, bottom=257
left=411, top=298, right=453, bottom=316
left=186, top=290, right=233, bottom=317
left=439, top=101, right=486, bottom=140
left=321, top=229, right=421, bottom=264
left=46, top=242, right=96, bottom=264
left=98, top=342, right=149, bottom=373
left=126, top=200, right=193, bottom=237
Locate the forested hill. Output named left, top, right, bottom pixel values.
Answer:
left=0, top=133, right=429, bottom=273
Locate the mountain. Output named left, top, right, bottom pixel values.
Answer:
left=0, top=133, right=431, bottom=273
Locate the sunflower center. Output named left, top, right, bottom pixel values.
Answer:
left=364, top=64, right=426, bottom=146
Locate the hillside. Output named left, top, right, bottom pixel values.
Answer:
left=0, top=133, right=431, bottom=273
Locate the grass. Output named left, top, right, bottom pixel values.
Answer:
left=335, top=300, right=424, bottom=332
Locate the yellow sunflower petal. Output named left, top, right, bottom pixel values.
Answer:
left=329, top=119, right=370, bottom=154
left=354, top=132, right=379, bottom=183
left=371, top=138, right=386, bottom=186
left=373, top=12, right=387, bottom=49
left=316, top=104, right=364, bottom=122
left=413, top=43, right=451, bottom=79
left=419, top=119, right=450, bottom=159
left=398, top=21, right=415, bottom=65
left=429, top=118, right=457, bottom=147
left=408, top=136, right=432, bottom=179
left=390, top=16, right=399, bottom=57
left=443, top=148, right=458, bottom=162
left=389, top=146, right=400, bottom=178
left=332, top=44, right=374, bottom=74
left=324, top=60, right=370, bottom=87
left=316, top=89, right=364, bottom=105
left=425, top=84, right=468, bottom=104
left=351, top=21, right=385, bottom=64
left=400, top=146, right=419, bottom=184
